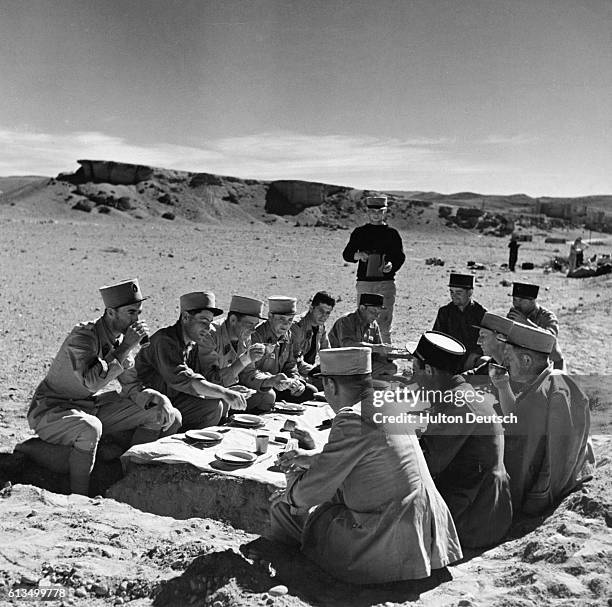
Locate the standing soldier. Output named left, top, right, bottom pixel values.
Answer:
left=342, top=195, right=405, bottom=343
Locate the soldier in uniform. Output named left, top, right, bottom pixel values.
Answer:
left=328, top=293, right=397, bottom=379
left=290, top=291, right=336, bottom=389
left=269, top=347, right=462, bottom=583
left=507, top=282, right=564, bottom=369
left=342, top=195, right=405, bottom=343
left=432, top=273, right=487, bottom=370
left=123, top=292, right=248, bottom=430
left=27, top=279, right=181, bottom=496
left=494, top=323, right=593, bottom=514
left=251, top=296, right=318, bottom=403
left=198, top=295, right=276, bottom=412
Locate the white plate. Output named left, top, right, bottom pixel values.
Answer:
left=231, top=413, right=264, bottom=427
left=185, top=430, right=223, bottom=442
left=274, top=402, right=306, bottom=413
left=215, top=450, right=257, bottom=465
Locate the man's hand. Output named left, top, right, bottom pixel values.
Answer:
left=222, top=388, right=248, bottom=411
left=354, top=251, right=369, bottom=262
left=247, top=343, right=265, bottom=363
left=288, top=379, right=306, bottom=397
left=269, top=373, right=290, bottom=390
left=371, top=343, right=390, bottom=356
left=276, top=448, right=314, bottom=472
left=123, top=321, right=150, bottom=350
left=290, top=427, right=316, bottom=450
left=382, top=261, right=393, bottom=273
left=141, top=389, right=174, bottom=430
left=507, top=308, right=527, bottom=324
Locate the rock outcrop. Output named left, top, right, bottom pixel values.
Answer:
left=72, top=160, right=154, bottom=185
left=265, top=180, right=348, bottom=215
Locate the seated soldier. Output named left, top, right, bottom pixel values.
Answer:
left=432, top=273, right=487, bottom=370
left=466, top=312, right=515, bottom=375
left=270, top=347, right=462, bottom=584
left=198, top=295, right=275, bottom=412
left=122, top=292, right=247, bottom=431
left=507, top=282, right=564, bottom=369
left=251, top=297, right=318, bottom=403
left=27, top=279, right=181, bottom=496
left=290, top=291, right=336, bottom=389
left=493, top=323, right=593, bottom=515
left=328, top=293, right=397, bottom=379
left=416, top=331, right=513, bottom=548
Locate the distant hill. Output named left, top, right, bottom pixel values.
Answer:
left=1, top=161, right=610, bottom=231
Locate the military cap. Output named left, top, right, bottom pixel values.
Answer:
left=268, top=296, right=297, bottom=315
left=99, top=278, right=147, bottom=309
left=319, top=347, right=372, bottom=376
left=229, top=295, right=266, bottom=319
left=365, top=196, right=388, bottom=208
left=359, top=293, right=385, bottom=308
left=180, top=292, right=223, bottom=316
left=410, top=331, right=466, bottom=373
left=512, top=282, right=539, bottom=299
left=473, top=312, right=514, bottom=336
left=497, top=322, right=554, bottom=354
left=449, top=273, right=474, bottom=289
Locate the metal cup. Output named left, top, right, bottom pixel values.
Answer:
left=255, top=434, right=269, bottom=454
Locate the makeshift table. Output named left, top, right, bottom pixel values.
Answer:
left=107, top=402, right=334, bottom=534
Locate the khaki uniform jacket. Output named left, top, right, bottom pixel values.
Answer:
left=328, top=310, right=381, bottom=348
left=251, top=322, right=301, bottom=379
left=282, top=405, right=462, bottom=584
left=290, top=311, right=330, bottom=374
left=29, top=317, right=142, bottom=419
left=504, top=366, right=592, bottom=515
left=420, top=376, right=513, bottom=548
left=198, top=320, right=269, bottom=390
left=122, top=321, right=207, bottom=403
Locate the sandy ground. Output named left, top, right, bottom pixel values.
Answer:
left=0, top=200, right=611, bottom=606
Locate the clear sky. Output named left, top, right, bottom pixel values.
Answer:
left=1, top=0, right=610, bottom=196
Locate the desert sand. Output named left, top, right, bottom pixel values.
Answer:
left=0, top=180, right=611, bottom=607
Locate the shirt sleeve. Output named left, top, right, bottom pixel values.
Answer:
left=385, top=228, right=406, bottom=272
left=285, top=413, right=365, bottom=508
left=432, top=307, right=445, bottom=333
left=342, top=228, right=361, bottom=263
left=197, top=331, right=231, bottom=386
left=537, top=309, right=559, bottom=336
left=66, top=327, right=128, bottom=393
left=333, top=317, right=361, bottom=347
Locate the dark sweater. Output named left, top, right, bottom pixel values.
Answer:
left=342, top=223, right=405, bottom=281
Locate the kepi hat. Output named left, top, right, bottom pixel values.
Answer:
left=319, top=347, right=372, bottom=376
left=229, top=295, right=266, bottom=320
left=268, top=296, right=297, bottom=315
left=359, top=293, right=385, bottom=308
left=449, top=273, right=474, bottom=289
left=180, top=292, right=223, bottom=316
left=365, top=196, right=388, bottom=209
left=410, top=331, right=466, bottom=373
left=512, top=282, right=539, bottom=299
left=473, top=312, right=514, bottom=336
left=100, top=278, right=147, bottom=309
left=497, top=322, right=554, bottom=354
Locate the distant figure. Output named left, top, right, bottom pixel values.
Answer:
left=493, top=323, right=594, bottom=515
left=508, top=234, right=520, bottom=271
left=569, top=237, right=588, bottom=272
left=432, top=273, right=487, bottom=370
left=342, top=195, right=405, bottom=343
